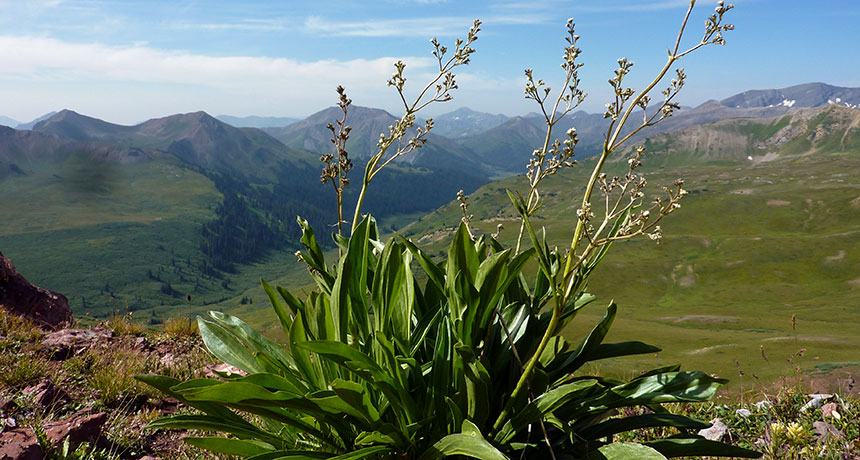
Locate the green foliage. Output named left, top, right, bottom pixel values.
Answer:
left=140, top=216, right=759, bottom=459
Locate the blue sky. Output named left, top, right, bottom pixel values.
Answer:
left=0, top=0, right=857, bottom=125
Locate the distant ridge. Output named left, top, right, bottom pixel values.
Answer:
left=721, top=82, right=860, bottom=110
left=216, top=115, right=300, bottom=129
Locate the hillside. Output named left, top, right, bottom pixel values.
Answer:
left=397, top=104, right=860, bottom=386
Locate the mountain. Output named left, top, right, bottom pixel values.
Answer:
left=216, top=115, right=300, bottom=129
left=16, top=111, right=58, bottom=130
left=459, top=116, right=545, bottom=176
left=431, top=107, right=508, bottom=138
left=32, top=110, right=315, bottom=181
left=626, top=104, right=860, bottom=168
left=265, top=106, right=401, bottom=159
left=265, top=105, right=491, bottom=175
left=33, top=109, right=135, bottom=141
left=0, top=116, right=19, bottom=128
left=721, top=82, right=860, bottom=109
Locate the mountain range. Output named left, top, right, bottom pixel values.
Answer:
left=1, top=81, right=859, bottom=319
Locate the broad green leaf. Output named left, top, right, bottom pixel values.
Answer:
left=198, top=317, right=265, bottom=373
left=417, top=433, right=508, bottom=460
left=290, top=311, right=326, bottom=389
left=262, top=278, right=293, bottom=333
left=398, top=234, right=446, bottom=293
left=207, top=311, right=295, bottom=373
left=590, top=442, right=667, bottom=460
left=495, top=379, right=599, bottom=444
left=183, top=437, right=275, bottom=457
left=577, top=414, right=710, bottom=441
left=297, top=216, right=334, bottom=292
left=588, top=341, right=662, bottom=361
left=553, top=302, right=617, bottom=377
left=329, top=446, right=392, bottom=460
left=331, top=379, right=381, bottom=425
left=146, top=414, right=282, bottom=446
left=247, top=451, right=331, bottom=460
left=447, top=222, right=479, bottom=288
left=645, top=438, right=762, bottom=458
left=297, top=341, right=383, bottom=374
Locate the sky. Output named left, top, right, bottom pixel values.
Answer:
left=0, top=0, right=857, bottom=125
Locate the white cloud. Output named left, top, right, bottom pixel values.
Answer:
left=0, top=35, right=440, bottom=123
left=303, top=14, right=546, bottom=38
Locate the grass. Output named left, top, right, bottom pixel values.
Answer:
left=390, top=147, right=860, bottom=390
left=162, top=316, right=198, bottom=337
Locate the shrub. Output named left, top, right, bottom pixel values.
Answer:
left=141, top=2, right=758, bottom=459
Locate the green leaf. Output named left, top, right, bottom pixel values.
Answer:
left=197, top=317, right=265, bottom=374
left=247, top=452, right=331, bottom=460
left=183, top=437, right=275, bottom=457
left=297, top=216, right=335, bottom=292
left=330, top=379, right=380, bottom=425
left=588, top=341, right=662, bottom=361
left=398, top=234, right=446, bottom=293
left=590, top=442, right=667, bottom=460
left=206, top=311, right=295, bottom=373
left=578, top=414, right=710, bottom=441
left=495, top=379, right=599, bottom=444
left=329, top=446, right=392, bottom=460
left=553, top=302, right=617, bottom=377
left=147, top=414, right=267, bottom=437
left=447, top=222, right=479, bottom=289
left=290, top=311, right=326, bottom=389
left=262, top=278, right=293, bottom=334
left=417, top=432, right=509, bottom=460
left=297, top=341, right=383, bottom=374
left=645, top=438, right=762, bottom=458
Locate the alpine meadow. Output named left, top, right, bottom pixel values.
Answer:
left=1, top=1, right=859, bottom=459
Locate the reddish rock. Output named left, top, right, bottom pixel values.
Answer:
left=43, top=409, right=107, bottom=450
left=0, top=428, right=42, bottom=460
left=40, top=326, right=113, bottom=359
left=0, top=251, right=72, bottom=330
left=22, top=381, right=70, bottom=407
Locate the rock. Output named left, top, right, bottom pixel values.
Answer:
left=812, top=420, right=842, bottom=442
left=0, top=427, right=42, bottom=460
left=133, top=336, right=148, bottom=351
left=22, top=381, right=69, bottom=407
left=821, top=402, right=841, bottom=419
left=735, top=408, right=752, bottom=418
left=0, top=251, right=72, bottom=330
left=43, top=409, right=107, bottom=450
left=698, top=418, right=731, bottom=443
left=159, top=352, right=176, bottom=368
left=801, top=393, right=832, bottom=412
left=754, top=400, right=772, bottom=410
left=41, top=326, right=113, bottom=359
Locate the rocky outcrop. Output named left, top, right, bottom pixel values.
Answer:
left=0, top=251, right=72, bottom=330
left=40, top=326, right=113, bottom=359
left=0, top=428, right=42, bottom=460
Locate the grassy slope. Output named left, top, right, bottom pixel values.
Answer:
left=389, top=147, right=860, bottom=389
left=0, top=156, right=226, bottom=318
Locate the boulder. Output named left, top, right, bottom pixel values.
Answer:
left=22, top=381, right=70, bottom=407
left=0, top=251, right=72, bottom=330
left=0, top=427, right=42, bottom=460
left=43, top=409, right=107, bottom=450
left=812, top=420, right=842, bottom=442
left=40, top=326, right=113, bottom=359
